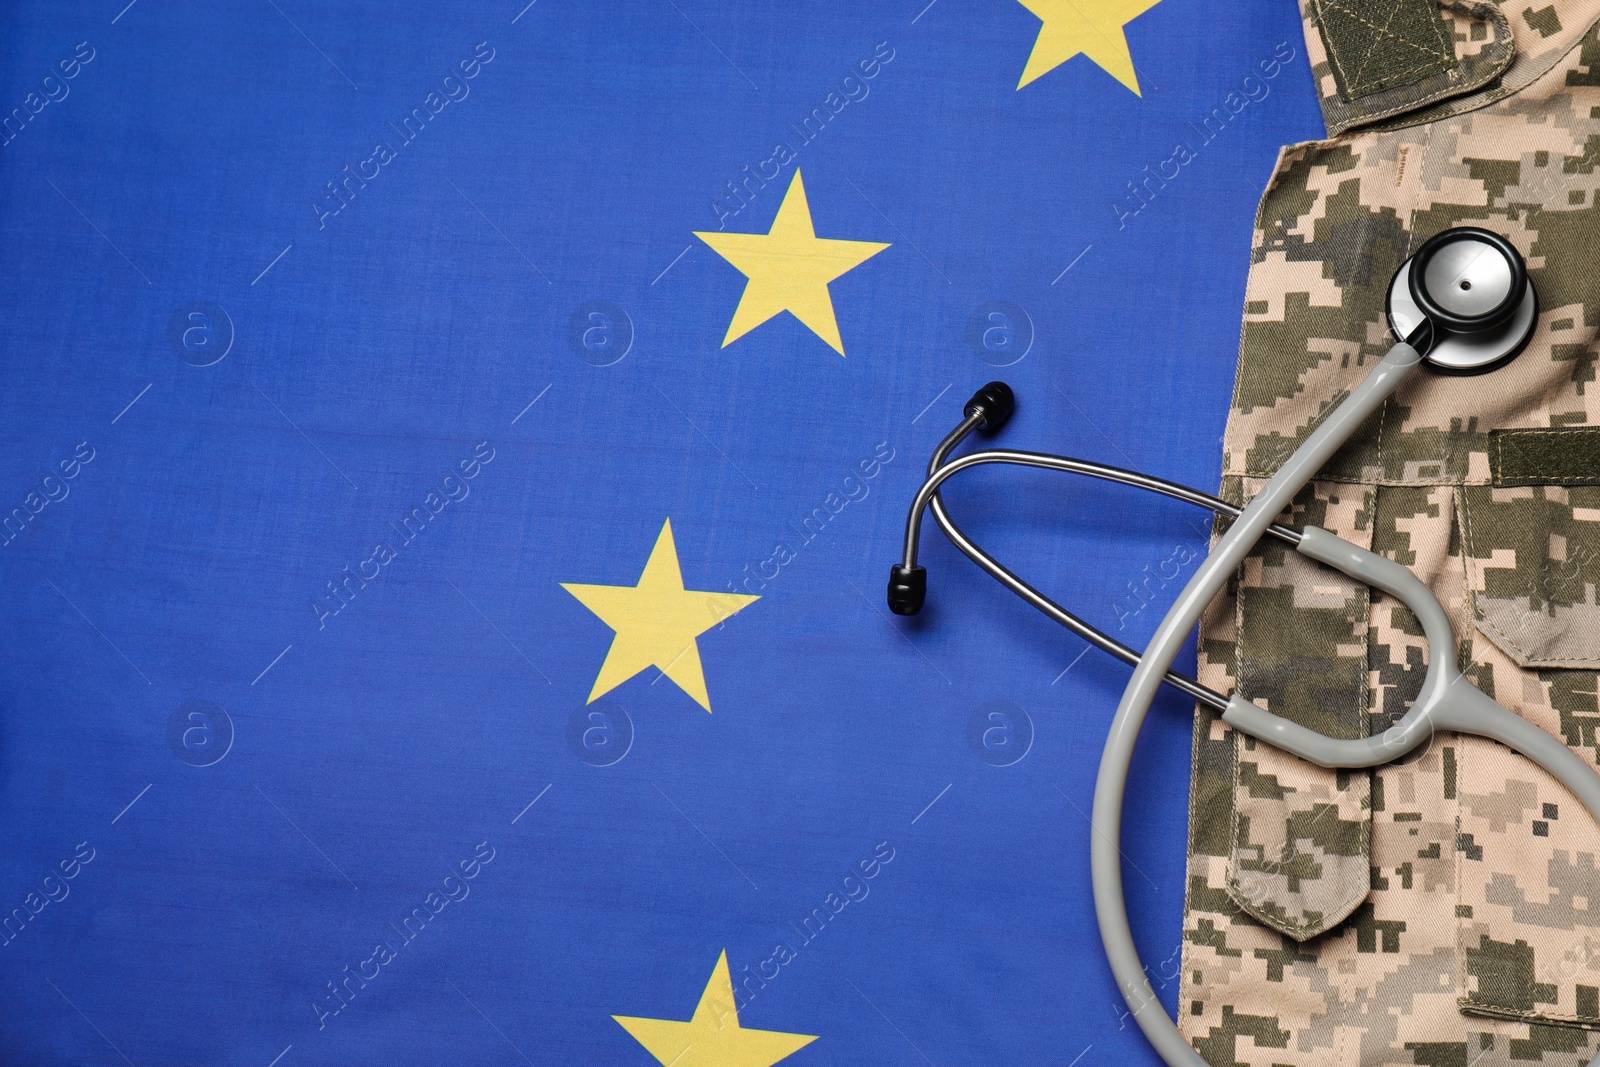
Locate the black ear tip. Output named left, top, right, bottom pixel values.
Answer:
left=965, top=381, right=1015, bottom=432
left=887, top=564, right=927, bottom=615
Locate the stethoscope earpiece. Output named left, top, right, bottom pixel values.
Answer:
left=1387, top=225, right=1538, bottom=371
left=964, top=380, right=1015, bottom=431
left=887, top=381, right=1017, bottom=617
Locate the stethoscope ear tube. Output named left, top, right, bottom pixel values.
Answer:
left=891, top=427, right=1301, bottom=711
left=887, top=382, right=1014, bottom=616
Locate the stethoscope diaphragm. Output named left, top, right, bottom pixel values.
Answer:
left=1387, top=226, right=1538, bottom=371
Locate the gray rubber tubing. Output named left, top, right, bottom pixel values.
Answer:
left=1228, top=525, right=1600, bottom=820
left=1091, top=342, right=1423, bottom=1067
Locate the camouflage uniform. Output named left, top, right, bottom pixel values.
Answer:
left=1182, top=2, right=1600, bottom=1063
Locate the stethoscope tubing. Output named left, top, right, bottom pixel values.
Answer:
left=913, top=436, right=1301, bottom=711
left=1089, top=340, right=1424, bottom=1067
left=921, top=412, right=1232, bottom=710
left=903, top=343, right=1422, bottom=1065
left=909, top=354, right=1600, bottom=1064
left=898, top=227, right=1593, bottom=1066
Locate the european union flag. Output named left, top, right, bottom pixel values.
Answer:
left=0, top=1, right=1321, bottom=1063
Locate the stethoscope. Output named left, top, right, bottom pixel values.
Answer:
left=891, top=227, right=1600, bottom=1067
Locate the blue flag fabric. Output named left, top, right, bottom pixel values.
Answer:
left=0, top=2, right=1323, bottom=1064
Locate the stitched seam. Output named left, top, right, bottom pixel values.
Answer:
left=1353, top=484, right=1373, bottom=934
left=1458, top=999, right=1600, bottom=1030
left=1452, top=737, right=1465, bottom=1021
left=1493, top=428, right=1600, bottom=438
left=1374, top=395, right=1389, bottom=485
left=1227, top=538, right=1249, bottom=923
left=1457, top=486, right=1510, bottom=655
left=1499, top=477, right=1600, bottom=486
left=1425, top=0, right=1452, bottom=59
left=1233, top=472, right=1489, bottom=485
left=1453, top=493, right=1468, bottom=1020
left=1452, top=487, right=1474, bottom=675
left=1354, top=55, right=1458, bottom=89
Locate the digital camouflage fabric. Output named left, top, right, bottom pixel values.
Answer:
left=1183, top=0, right=1600, bottom=1063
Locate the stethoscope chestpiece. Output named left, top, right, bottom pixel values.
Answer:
left=1387, top=225, right=1539, bottom=372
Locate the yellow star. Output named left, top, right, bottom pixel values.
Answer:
left=561, top=519, right=758, bottom=713
left=613, top=950, right=817, bottom=1067
left=694, top=169, right=889, bottom=356
left=1014, top=0, right=1163, bottom=94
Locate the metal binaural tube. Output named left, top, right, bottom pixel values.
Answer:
left=918, top=425, right=1231, bottom=710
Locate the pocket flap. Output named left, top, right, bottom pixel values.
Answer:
left=1226, top=482, right=1374, bottom=941
left=1462, top=455, right=1600, bottom=668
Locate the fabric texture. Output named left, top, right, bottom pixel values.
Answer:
left=1183, top=1, right=1600, bottom=1063
left=0, top=2, right=1330, bottom=1065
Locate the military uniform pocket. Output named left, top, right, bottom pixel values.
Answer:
left=1462, top=442, right=1600, bottom=668
left=1457, top=462, right=1600, bottom=1030
left=1226, top=481, right=1375, bottom=940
